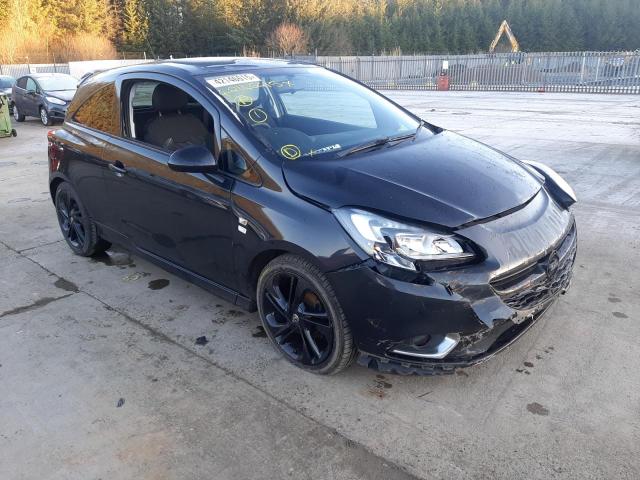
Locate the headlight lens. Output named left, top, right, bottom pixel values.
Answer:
left=46, top=96, right=66, bottom=105
left=334, top=208, right=475, bottom=271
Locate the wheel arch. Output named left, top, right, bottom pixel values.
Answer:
left=49, top=176, right=65, bottom=202
left=247, top=249, right=287, bottom=295
left=245, top=243, right=324, bottom=298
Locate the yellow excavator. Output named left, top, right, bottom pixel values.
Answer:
left=489, top=20, right=520, bottom=53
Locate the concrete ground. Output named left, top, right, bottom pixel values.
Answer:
left=1, top=91, right=638, bottom=480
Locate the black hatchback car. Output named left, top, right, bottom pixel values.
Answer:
left=48, top=58, right=577, bottom=375
left=12, top=73, right=77, bottom=125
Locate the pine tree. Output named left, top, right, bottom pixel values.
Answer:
left=122, top=0, right=149, bottom=50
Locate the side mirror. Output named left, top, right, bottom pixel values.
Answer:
left=168, top=145, right=217, bottom=173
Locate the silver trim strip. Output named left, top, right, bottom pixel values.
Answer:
left=391, top=333, right=460, bottom=360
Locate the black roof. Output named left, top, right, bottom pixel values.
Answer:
left=93, top=57, right=317, bottom=80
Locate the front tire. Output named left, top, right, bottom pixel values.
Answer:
left=54, top=182, right=111, bottom=256
left=40, top=107, right=52, bottom=126
left=257, top=254, right=357, bottom=375
left=13, top=104, right=25, bottom=122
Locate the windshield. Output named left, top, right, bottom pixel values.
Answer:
left=37, top=75, right=77, bottom=91
left=204, top=67, right=420, bottom=160
left=0, top=77, right=15, bottom=89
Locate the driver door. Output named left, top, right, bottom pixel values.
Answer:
left=102, top=75, right=238, bottom=290
left=24, top=77, right=39, bottom=115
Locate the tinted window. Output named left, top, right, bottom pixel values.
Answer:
left=73, top=84, right=120, bottom=135
left=26, top=78, right=37, bottom=92
left=16, top=77, right=27, bottom=89
left=126, top=80, right=215, bottom=153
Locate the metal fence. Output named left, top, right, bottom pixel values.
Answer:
left=311, top=51, right=640, bottom=94
left=3, top=51, right=639, bottom=94
left=0, top=62, right=70, bottom=78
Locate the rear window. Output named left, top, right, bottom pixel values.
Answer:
left=73, top=84, right=120, bottom=136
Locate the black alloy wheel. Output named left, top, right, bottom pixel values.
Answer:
left=56, top=189, right=86, bottom=249
left=257, top=254, right=356, bottom=374
left=54, top=182, right=111, bottom=256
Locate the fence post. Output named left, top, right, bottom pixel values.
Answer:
left=371, top=54, right=374, bottom=81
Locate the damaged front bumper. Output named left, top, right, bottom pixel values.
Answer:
left=326, top=189, right=577, bottom=375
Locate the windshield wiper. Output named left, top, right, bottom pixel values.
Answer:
left=337, top=132, right=415, bottom=158
left=338, top=137, right=390, bottom=158
left=413, top=120, right=423, bottom=139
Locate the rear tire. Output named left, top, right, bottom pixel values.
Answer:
left=257, top=254, right=357, bottom=375
left=13, top=104, right=25, bottom=122
left=54, top=182, right=111, bottom=257
left=40, top=107, right=52, bottom=126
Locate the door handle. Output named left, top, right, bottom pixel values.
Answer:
left=108, top=162, right=127, bottom=176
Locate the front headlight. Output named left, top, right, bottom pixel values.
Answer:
left=46, top=96, right=66, bottom=105
left=334, top=208, right=475, bottom=271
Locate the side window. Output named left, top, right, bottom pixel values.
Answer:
left=130, top=81, right=157, bottom=108
left=73, top=84, right=120, bottom=136
left=125, top=80, right=215, bottom=153
left=279, top=89, right=377, bottom=129
left=26, top=78, right=37, bottom=92
left=17, top=77, right=27, bottom=89
left=220, top=128, right=260, bottom=185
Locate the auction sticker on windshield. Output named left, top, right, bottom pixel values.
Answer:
left=206, top=73, right=261, bottom=88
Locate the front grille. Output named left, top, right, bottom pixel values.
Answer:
left=491, top=224, right=577, bottom=311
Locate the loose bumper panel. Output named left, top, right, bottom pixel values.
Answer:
left=491, top=223, right=577, bottom=311
left=327, top=189, right=576, bottom=374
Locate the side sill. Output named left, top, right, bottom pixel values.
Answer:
left=96, top=222, right=256, bottom=311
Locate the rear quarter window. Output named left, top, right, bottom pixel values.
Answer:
left=72, top=83, right=120, bottom=136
